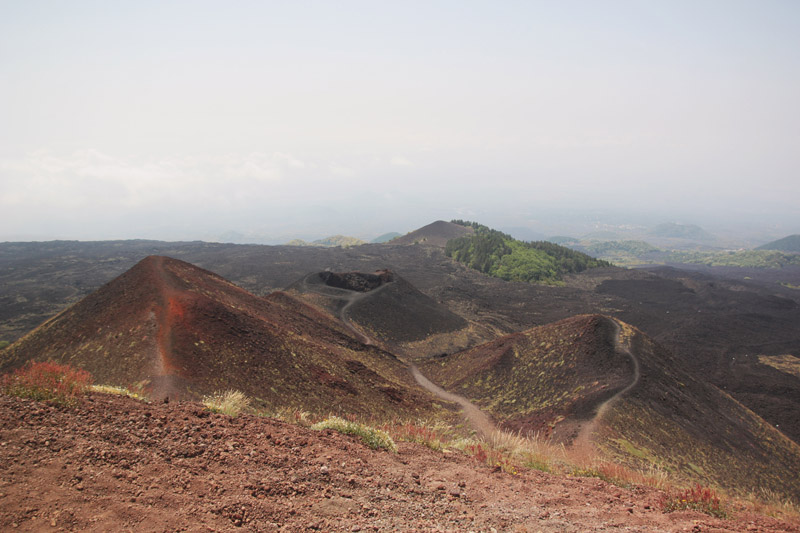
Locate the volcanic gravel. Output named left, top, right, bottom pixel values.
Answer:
left=2, top=393, right=798, bottom=532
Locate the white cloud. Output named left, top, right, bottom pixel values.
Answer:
left=390, top=156, right=413, bottom=167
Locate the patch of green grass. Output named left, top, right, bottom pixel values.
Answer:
left=202, top=390, right=250, bottom=417
left=1, top=361, right=92, bottom=407
left=312, top=416, right=397, bottom=452
left=0, top=340, right=10, bottom=350
left=90, top=384, right=149, bottom=402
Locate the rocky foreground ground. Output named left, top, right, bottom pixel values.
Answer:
left=1, top=393, right=797, bottom=532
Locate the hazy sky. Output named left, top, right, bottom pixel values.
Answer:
left=1, top=1, right=798, bottom=242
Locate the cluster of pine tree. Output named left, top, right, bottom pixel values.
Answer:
left=446, top=221, right=611, bottom=283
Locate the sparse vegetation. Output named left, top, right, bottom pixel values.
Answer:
left=661, top=484, right=728, bottom=518
left=90, top=384, right=149, bottom=401
left=0, top=340, right=10, bottom=350
left=202, top=389, right=251, bottom=417
left=383, top=420, right=451, bottom=451
left=1, top=361, right=92, bottom=407
left=312, top=416, right=397, bottom=452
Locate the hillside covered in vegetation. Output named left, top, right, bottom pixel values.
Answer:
left=445, top=221, right=611, bottom=284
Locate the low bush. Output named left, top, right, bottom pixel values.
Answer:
left=661, top=484, right=728, bottom=518
left=1, top=361, right=92, bottom=407
left=312, top=416, right=397, bottom=452
left=202, top=390, right=250, bottom=416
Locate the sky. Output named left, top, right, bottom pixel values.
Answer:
left=1, top=0, right=799, bottom=243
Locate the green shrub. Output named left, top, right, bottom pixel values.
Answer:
left=0, top=340, right=10, bottom=350
left=202, top=390, right=250, bottom=416
left=1, top=361, right=92, bottom=407
left=312, top=416, right=397, bottom=452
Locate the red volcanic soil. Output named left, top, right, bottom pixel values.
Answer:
left=3, top=392, right=798, bottom=532
left=0, top=257, right=437, bottom=418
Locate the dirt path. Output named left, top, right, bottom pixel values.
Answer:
left=149, top=256, right=183, bottom=400
left=573, top=318, right=641, bottom=452
left=410, top=365, right=495, bottom=438
left=297, top=272, right=497, bottom=438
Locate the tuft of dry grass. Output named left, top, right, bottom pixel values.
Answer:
left=382, top=420, right=452, bottom=451
left=312, top=416, right=397, bottom=452
left=744, top=489, right=800, bottom=521
left=202, top=390, right=250, bottom=417
left=1, top=361, right=92, bottom=407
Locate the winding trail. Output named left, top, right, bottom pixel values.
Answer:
left=572, top=318, right=641, bottom=452
left=297, top=271, right=497, bottom=437
left=409, top=366, right=495, bottom=438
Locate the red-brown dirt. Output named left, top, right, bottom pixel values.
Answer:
left=2, top=392, right=797, bottom=532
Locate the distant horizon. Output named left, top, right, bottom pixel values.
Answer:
left=2, top=214, right=798, bottom=250
left=2, top=2, right=798, bottom=246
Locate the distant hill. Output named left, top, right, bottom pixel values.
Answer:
left=391, top=220, right=474, bottom=247
left=423, top=315, right=800, bottom=500
left=445, top=221, right=611, bottom=284
left=568, top=240, right=660, bottom=266
left=286, top=235, right=366, bottom=248
left=0, top=256, right=438, bottom=418
left=649, top=222, right=714, bottom=241
left=757, top=234, right=800, bottom=252
left=371, top=232, right=402, bottom=243
left=579, top=240, right=659, bottom=256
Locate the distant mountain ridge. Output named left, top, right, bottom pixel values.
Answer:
left=649, top=222, right=714, bottom=241
left=286, top=235, right=367, bottom=247
left=757, top=234, right=800, bottom=252
left=371, top=232, right=402, bottom=243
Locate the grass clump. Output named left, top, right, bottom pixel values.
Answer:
left=312, top=416, right=397, bottom=452
left=90, top=384, right=148, bottom=401
left=1, top=361, right=92, bottom=407
left=383, top=420, right=451, bottom=451
left=661, top=484, right=728, bottom=518
left=202, top=390, right=250, bottom=417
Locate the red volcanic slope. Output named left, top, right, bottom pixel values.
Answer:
left=0, top=256, right=437, bottom=418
